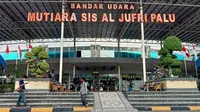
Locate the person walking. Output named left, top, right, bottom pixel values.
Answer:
left=16, top=75, right=28, bottom=107
left=80, top=79, right=88, bottom=107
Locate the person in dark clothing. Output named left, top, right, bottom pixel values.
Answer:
left=16, top=75, right=28, bottom=107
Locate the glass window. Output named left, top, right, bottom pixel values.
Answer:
left=49, top=48, right=55, bottom=52
left=77, top=47, right=83, bottom=50
left=56, top=47, right=60, bottom=52
left=70, top=47, right=74, bottom=51
left=129, top=48, right=134, bottom=51
left=108, top=47, right=114, bottom=50
left=101, top=47, right=107, bottom=50
left=114, top=47, right=118, bottom=51
left=121, top=47, right=127, bottom=51
left=84, top=46, right=90, bottom=50
left=64, top=47, right=69, bottom=52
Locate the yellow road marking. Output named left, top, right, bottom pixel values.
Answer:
left=189, top=106, right=200, bottom=111
left=151, top=106, right=171, bottom=111
left=0, top=108, right=10, bottom=112
left=74, top=107, right=93, bottom=111
left=31, top=108, right=53, bottom=112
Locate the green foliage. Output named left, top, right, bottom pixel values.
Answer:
left=39, top=60, right=50, bottom=73
left=163, top=57, right=173, bottom=65
left=6, top=84, right=15, bottom=92
left=25, top=52, right=32, bottom=59
left=159, top=55, right=165, bottom=61
left=163, top=36, right=182, bottom=52
left=31, top=46, right=45, bottom=56
left=171, top=68, right=181, bottom=76
left=157, top=36, right=182, bottom=77
left=158, top=47, right=169, bottom=56
left=25, top=46, right=50, bottom=77
left=28, top=68, right=37, bottom=72
left=36, top=68, right=45, bottom=74
left=166, top=53, right=172, bottom=58
left=157, top=61, right=164, bottom=66
left=29, top=64, right=36, bottom=68
left=170, top=60, right=181, bottom=68
left=38, top=51, right=48, bottom=59
left=172, top=55, right=177, bottom=59
left=0, top=85, right=6, bottom=93
left=26, top=59, right=34, bottom=63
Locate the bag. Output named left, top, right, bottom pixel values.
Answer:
left=16, top=87, right=22, bottom=92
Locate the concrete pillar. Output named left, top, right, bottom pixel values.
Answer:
left=117, top=39, right=120, bottom=58
left=73, top=65, right=76, bottom=78
left=140, top=0, right=147, bottom=83
left=74, top=38, right=76, bottom=57
left=118, top=65, right=122, bottom=91
left=68, top=74, right=71, bottom=90
left=160, top=40, right=163, bottom=48
left=59, top=2, right=65, bottom=84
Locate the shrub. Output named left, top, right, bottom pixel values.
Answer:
left=38, top=51, right=48, bottom=59
left=26, top=46, right=50, bottom=77
left=163, top=36, right=182, bottom=53
left=158, top=47, right=169, bottom=56
left=31, top=46, right=45, bottom=56
left=170, top=60, right=181, bottom=68
left=163, top=57, right=173, bottom=65
left=157, top=36, right=182, bottom=77
left=172, top=68, right=181, bottom=76
left=24, top=52, right=32, bottom=59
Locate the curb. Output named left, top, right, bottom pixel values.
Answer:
left=0, top=107, right=93, bottom=112
left=134, top=106, right=200, bottom=111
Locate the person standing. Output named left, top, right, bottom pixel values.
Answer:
left=80, top=79, right=88, bottom=107
left=16, top=75, right=28, bottom=107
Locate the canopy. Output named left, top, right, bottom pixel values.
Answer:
left=0, top=1, right=200, bottom=44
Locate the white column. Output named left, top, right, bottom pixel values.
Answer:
left=15, top=55, right=18, bottom=78
left=68, top=74, right=71, bottom=90
left=26, top=42, right=29, bottom=77
left=118, top=39, right=120, bottom=58
left=184, top=59, right=188, bottom=76
left=59, top=1, right=65, bottom=84
left=73, top=65, right=76, bottom=78
left=118, top=65, right=122, bottom=91
left=74, top=39, right=76, bottom=57
left=26, top=64, right=29, bottom=77
left=195, top=64, right=198, bottom=79
left=140, top=0, right=147, bottom=83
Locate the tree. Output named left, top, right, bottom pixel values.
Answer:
left=163, top=36, right=182, bottom=54
left=157, top=36, right=182, bottom=77
left=25, top=46, right=50, bottom=78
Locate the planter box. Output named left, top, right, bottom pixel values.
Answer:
left=146, top=78, right=198, bottom=92
left=15, top=78, right=53, bottom=92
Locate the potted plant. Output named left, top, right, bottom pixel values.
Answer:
left=14, top=46, right=52, bottom=92
left=148, top=36, right=198, bottom=92
left=157, top=36, right=182, bottom=77
left=25, top=46, right=50, bottom=78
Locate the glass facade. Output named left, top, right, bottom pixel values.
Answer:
left=0, top=46, right=196, bottom=61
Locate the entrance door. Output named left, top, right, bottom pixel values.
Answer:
left=99, top=79, right=115, bottom=91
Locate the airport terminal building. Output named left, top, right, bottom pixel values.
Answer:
left=0, top=0, right=199, bottom=91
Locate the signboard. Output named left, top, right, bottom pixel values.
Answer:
left=27, top=3, right=175, bottom=23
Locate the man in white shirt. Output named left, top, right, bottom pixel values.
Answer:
left=80, top=79, right=88, bottom=107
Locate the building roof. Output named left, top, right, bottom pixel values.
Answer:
left=0, top=0, right=200, bottom=44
